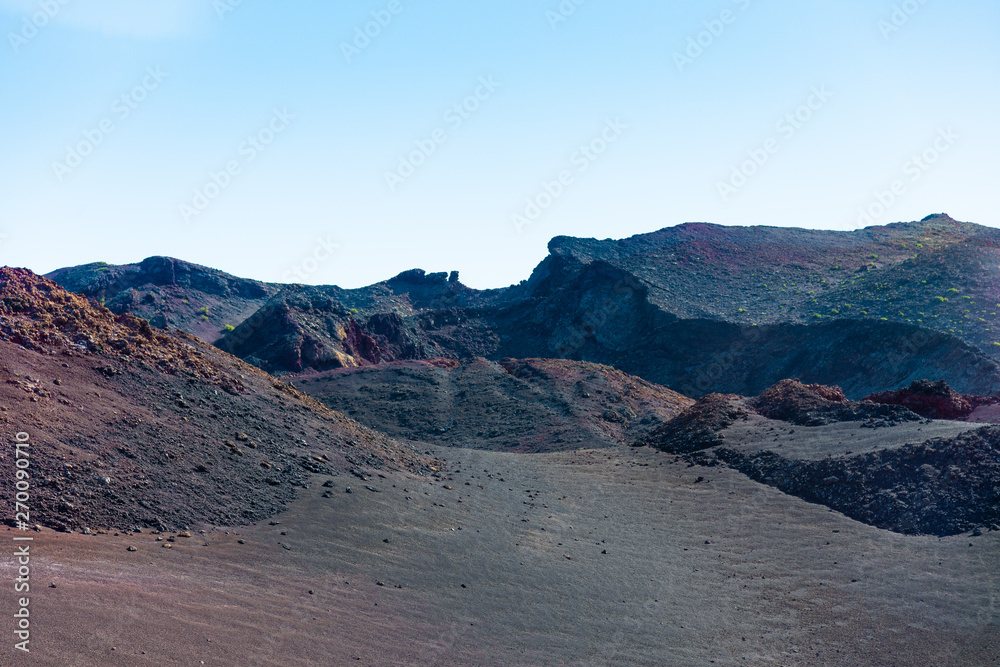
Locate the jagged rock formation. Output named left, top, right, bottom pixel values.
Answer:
left=47, top=216, right=1000, bottom=398
left=45, top=256, right=280, bottom=342
left=864, top=379, right=998, bottom=420
left=641, top=379, right=999, bottom=536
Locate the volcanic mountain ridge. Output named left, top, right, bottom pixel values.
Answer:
left=47, top=215, right=1000, bottom=399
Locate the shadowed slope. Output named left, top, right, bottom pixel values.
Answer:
left=293, top=357, right=693, bottom=452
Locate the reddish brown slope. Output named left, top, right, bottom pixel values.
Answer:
left=0, top=268, right=430, bottom=533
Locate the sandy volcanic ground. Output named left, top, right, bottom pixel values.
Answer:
left=3, top=444, right=998, bottom=666
left=719, top=415, right=982, bottom=461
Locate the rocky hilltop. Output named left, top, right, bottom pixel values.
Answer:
left=45, top=256, right=281, bottom=342
left=548, top=214, right=1000, bottom=343
left=46, top=216, right=1000, bottom=399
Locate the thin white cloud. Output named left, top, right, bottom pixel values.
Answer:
left=0, top=0, right=211, bottom=38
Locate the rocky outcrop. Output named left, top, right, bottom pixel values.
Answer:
left=640, top=394, right=751, bottom=454
left=753, top=379, right=918, bottom=426
left=46, top=217, right=1000, bottom=396
left=717, top=427, right=1000, bottom=536
left=863, top=379, right=998, bottom=420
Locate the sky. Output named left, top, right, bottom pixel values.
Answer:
left=1, top=0, right=997, bottom=289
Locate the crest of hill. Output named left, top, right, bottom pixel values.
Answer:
left=0, top=267, right=430, bottom=532
left=544, top=215, right=1000, bottom=357
left=45, top=256, right=281, bottom=343
left=46, top=217, right=1000, bottom=396
left=2, top=266, right=246, bottom=394
left=213, top=271, right=494, bottom=373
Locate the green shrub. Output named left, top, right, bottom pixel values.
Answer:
left=223, top=324, right=235, bottom=332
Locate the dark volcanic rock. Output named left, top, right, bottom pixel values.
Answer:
left=46, top=257, right=280, bottom=343
left=643, top=376, right=998, bottom=536
left=46, top=217, right=1000, bottom=397
left=864, top=379, right=998, bottom=420
left=641, top=394, right=751, bottom=454
left=716, top=426, right=1000, bottom=536
left=753, top=379, right=920, bottom=426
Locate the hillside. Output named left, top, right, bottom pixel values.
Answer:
left=0, top=268, right=429, bottom=532
left=45, top=256, right=282, bottom=342
left=546, top=214, right=1000, bottom=354
left=213, top=269, right=497, bottom=373
left=293, top=357, right=693, bottom=452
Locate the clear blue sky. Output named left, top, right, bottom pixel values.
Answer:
left=1, top=0, right=997, bottom=288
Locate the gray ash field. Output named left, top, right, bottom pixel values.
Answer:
left=10, top=445, right=998, bottom=666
